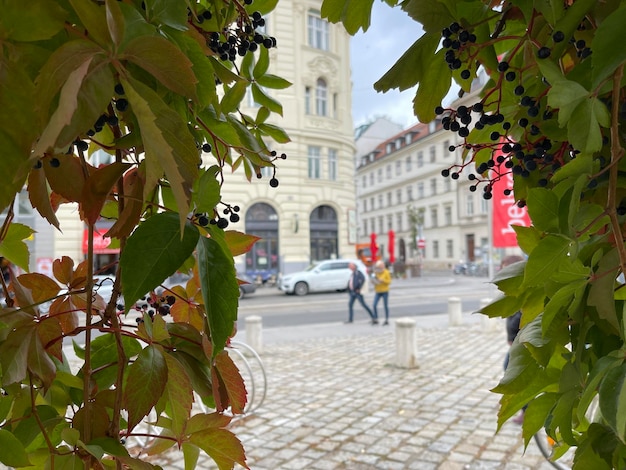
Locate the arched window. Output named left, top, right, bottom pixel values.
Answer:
left=245, top=203, right=279, bottom=281
left=309, top=205, right=338, bottom=262
left=316, top=78, right=327, bottom=116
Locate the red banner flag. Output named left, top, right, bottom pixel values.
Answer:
left=491, top=160, right=531, bottom=247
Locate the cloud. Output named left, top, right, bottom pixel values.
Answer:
left=350, top=3, right=423, bottom=128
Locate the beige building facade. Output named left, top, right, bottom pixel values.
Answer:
left=20, top=1, right=357, bottom=280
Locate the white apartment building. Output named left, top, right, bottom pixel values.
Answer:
left=355, top=116, right=490, bottom=271
left=15, top=2, right=357, bottom=280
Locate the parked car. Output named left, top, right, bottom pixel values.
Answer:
left=278, top=259, right=367, bottom=296
left=237, top=272, right=257, bottom=299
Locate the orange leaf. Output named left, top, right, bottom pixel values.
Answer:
left=80, top=162, right=132, bottom=224
left=69, top=260, right=90, bottom=290
left=53, top=256, right=75, bottom=285
left=17, top=273, right=61, bottom=303
left=27, top=164, right=60, bottom=229
left=49, top=297, right=79, bottom=334
left=224, top=231, right=260, bottom=257
left=105, top=167, right=145, bottom=239
left=168, top=285, right=205, bottom=331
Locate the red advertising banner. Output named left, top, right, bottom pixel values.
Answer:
left=491, top=161, right=531, bottom=247
left=82, top=229, right=119, bottom=254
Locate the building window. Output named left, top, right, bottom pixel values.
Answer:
left=444, top=177, right=451, bottom=192
left=417, top=152, right=423, bottom=167
left=417, top=183, right=424, bottom=199
left=446, top=239, right=453, bottom=258
left=396, top=212, right=403, bottom=232
left=308, top=10, right=329, bottom=50
left=363, top=219, right=368, bottom=236
left=406, top=155, right=412, bottom=171
left=386, top=164, right=392, bottom=179
left=467, top=194, right=474, bottom=216
left=396, top=189, right=402, bottom=204
left=430, top=178, right=437, bottom=195
left=328, top=148, right=337, bottom=181
left=433, top=240, right=439, bottom=258
left=363, top=199, right=367, bottom=212
left=370, top=197, right=375, bottom=210
left=430, top=145, right=436, bottom=163
left=405, top=133, right=412, bottom=145
left=395, top=160, right=401, bottom=175
left=369, top=173, right=374, bottom=186
left=387, top=192, right=392, bottom=207
left=377, top=169, right=382, bottom=182
left=378, top=194, right=383, bottom=208
left=444, top=206, right=452, bottom=225
left=387, top=214, right=393, bottom=230
left=407, top=186, right=413, bottom=201
left=304, top=86, right=311, bottom=114
left=316, top=78, right=327, bottom=116
left=430, top=207, right=438, bottom=228
left=378, top=216, right=384, bottom=233
left=362, top=175, right=367, bottom=189
left=333, top=93, right=338, bottom=118
left=443, top=140, right=450, bottom=157
left=481, top=197, right=489, bottom=214
left=308, top=146, right=321, bottom=179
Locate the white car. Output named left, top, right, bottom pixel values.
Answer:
left=278, top=259, right=367, bottom=296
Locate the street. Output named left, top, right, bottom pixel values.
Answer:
left=237, top=273, right=495, bottom=329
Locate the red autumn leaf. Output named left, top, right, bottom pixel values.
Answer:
left=43, top=154, right=89, bottom=203
left=37, top=317, right=63, bottom=362
left=211, top=350, right=247, bottom=415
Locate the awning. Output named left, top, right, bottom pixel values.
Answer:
left=82, top=229, right=119, bottom=254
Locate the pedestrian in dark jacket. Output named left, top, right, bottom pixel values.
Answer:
left=346, top=263, right=377, bottom=324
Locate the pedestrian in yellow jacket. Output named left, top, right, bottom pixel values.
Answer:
left=371, top=260, right=392, bottom=325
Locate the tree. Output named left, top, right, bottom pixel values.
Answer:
left=323, top=0, right=626, bottom=467
left=0, top=0, right=288, bottom=468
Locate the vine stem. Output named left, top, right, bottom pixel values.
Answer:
left=607, top=64, right=626, bottom=275
left=108, top=104, right=127, bottom=470
left=82, top=223, right=95, bottom=469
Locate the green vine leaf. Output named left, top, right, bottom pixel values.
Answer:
left=197, top=236, right=239, bottom=357
left=162, top=353, right=194, bottom=440
left=599, top=363, right=626, bottom=442
left=523, top=235, right=571, bottom=287
left=320, top=0, right=375, bottom=34
left=591, top=5, right=626, bottom=87
left=0, top=223, right=35, bottom=273
left=0, top=326, right=34, bottom=386
left=0, top=429, right=31, bottom=467
left=122, top=76, right=199, bottom=229
left=120, top=212, right=199, bottom=311
left=189, top=427, right=248, bottom=470
left=124, top=345, right=168, bottom=432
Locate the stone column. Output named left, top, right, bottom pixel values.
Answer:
left=245, top=315, right=263, bottom=355
left=395, top=318, right=418, bottom=368
left=448, top=297, right=462, bottom=326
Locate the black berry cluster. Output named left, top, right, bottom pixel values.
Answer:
left=195, top=203, right=241, bottom=230
left=193, top=2, right=277, bottom=63
left=441, top=22, right=477, bottom=79
left=134, top=293, right=176, bottom=323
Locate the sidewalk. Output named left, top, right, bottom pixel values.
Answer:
left=146, top=314, right=561, bottom=470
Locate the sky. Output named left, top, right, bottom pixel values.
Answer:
left=349, top=3, right=423, bottom=129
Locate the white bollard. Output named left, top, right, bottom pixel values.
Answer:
left=245, top=315, right=263, bottom=355
left=479, top=298, right=500, bottom=332
left=448, top=297, right=462, bottom=326
left=395, top=317, right=418, bottom=369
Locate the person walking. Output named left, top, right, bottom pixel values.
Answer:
left=371, top=260, right=392, bottom=325
left=346, top=262, right=377, bottom=324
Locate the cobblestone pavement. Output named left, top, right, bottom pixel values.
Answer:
left=140, top=319, right=567, bottom=470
